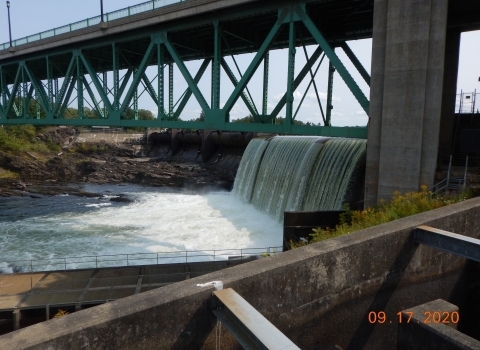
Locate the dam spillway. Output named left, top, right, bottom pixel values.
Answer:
left=233, top=136, right=367, bottom=221
left=0, top=134, right=367, bottom=273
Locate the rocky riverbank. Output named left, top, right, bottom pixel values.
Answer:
left=0, top=127, right=234, bottom=198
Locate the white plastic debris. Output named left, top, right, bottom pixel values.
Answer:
left=196, top=281, right=223, bottom=290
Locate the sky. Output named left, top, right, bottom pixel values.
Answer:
left=0, top=1, right=478, bottom=126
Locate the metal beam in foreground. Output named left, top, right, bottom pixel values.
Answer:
left=414, top=225, right=480, bottom=262
left=212, top=288, right=300, bottom=350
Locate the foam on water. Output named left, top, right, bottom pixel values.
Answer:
left=0, top=185, right=282, bottom=272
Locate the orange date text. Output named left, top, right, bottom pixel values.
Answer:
left=367, top=311, right=459, bottom=324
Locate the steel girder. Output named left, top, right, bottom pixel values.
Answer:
left=0, top=5, right=369, bottom=139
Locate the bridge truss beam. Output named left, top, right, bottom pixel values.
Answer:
left=0, top=4, right=370, bottom=138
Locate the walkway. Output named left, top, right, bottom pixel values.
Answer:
left=0, top=258, right=256, bottom=334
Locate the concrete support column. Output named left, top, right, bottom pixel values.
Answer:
left=365, top=0, right=449, bottom=206
left=438, top=29, right=461, bottom=165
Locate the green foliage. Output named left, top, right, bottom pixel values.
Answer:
left=0, top=170, right=19, bottom=179
left=231, top=115, right=322, bottom=126
left=292, top=187, right=471, bottom=248
left=0, top=125, right=51, bottom=153
left=260, top=248, right=277, bottom=257
left=232, top=115, right=255, bottom=123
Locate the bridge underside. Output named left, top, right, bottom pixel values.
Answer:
left=0, top=0, right=477, bottom=137
left=0, top=0, right=377, bottom=137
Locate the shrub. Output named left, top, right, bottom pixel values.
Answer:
left=0, top=125, right=60, bottom=154
left=293, top=186, right=470, bottom=248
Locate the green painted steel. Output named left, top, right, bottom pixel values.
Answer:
left=326, top=60, right=335, bottom=127
left=262, top=52, right=269, bottom=117
left=340, top=42, right=371, bottom=87
left=168, top=62, right=174, bottom=117
left=294, top=53, right=323, bottom=121
left=300, top=36, right=326, bottom=125
left=173, top=58, right=210, bottom=120
left=298, top=6, right=370, bottom=115
left=212, top=22, right=222, bottom=110
left=0, top=4, right=370, bottom=138
left=285, top=20, right=297, bottom=128
left=221, top=58, right=259, bottom=120
left=270, top=46, right=324, bottom=119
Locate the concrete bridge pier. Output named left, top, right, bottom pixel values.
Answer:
left=365, top=0, right=461, bottom=207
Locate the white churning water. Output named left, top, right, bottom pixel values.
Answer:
left=0, top=185, right=282, bottom=273
left=0, top=136, right=366, bottom=273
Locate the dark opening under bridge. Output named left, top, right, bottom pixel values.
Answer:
left=1, top=0, right=480, bottom=206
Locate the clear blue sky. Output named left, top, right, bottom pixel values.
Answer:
left=0, top=1, right=477, bottom=126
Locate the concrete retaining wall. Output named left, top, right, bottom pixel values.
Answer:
left=397, top=299, right=480, bottom=350
left=2, top=198, right=480, bottom=349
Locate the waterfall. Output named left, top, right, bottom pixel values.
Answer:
left=232, top=136, right=367, bottom=222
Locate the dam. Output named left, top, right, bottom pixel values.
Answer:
left=2, top=131, right=479, bottom=349
left=1, top=0, right=480, bottom=347
left=0, top=133, right=367, bottom=272
left=0, top=133, right=371, bottom=338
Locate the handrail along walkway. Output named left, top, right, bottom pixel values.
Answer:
left=0, top=0, right=185, bottom=50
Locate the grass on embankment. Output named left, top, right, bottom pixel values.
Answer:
left=0, top=125, right=59, bottom=154
left=0, top=125, right=62, bottom=179
left=293, top=186, right=471, bottom=248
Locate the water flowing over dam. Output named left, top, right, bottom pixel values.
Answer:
left=233, top=137, right=367, bottom=221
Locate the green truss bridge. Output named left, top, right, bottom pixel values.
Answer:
left=0, top=0, right=376, bottom=138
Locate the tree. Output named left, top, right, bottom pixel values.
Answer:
left=232, top=114, right=254, bottom=123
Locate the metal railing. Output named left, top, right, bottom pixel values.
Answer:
left=429, top=177, right=466, bottom=197
left=0, top=247, right=283, bottom=273
left=0, top=0, right=185, bottom=51
left=429, top=155, right=468, bottom=197
left=456, top=90, right=480, bottom=114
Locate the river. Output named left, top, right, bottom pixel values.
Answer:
left=0, top=184, right=283, bottom=273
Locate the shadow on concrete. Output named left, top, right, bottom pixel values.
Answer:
left=457, top=260, right=480, bottom=340
left=345, top=235, right=418, bottom=350
left=171, top=299, right=217, bottom=349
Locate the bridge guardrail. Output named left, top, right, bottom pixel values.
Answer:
left=0, top=246, right=283, bottom=273
left=0, top=0, right=185, bottom=51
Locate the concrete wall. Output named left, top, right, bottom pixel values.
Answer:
left=366, top=0, right=457, bottom=206
left=397, top=299, right=480, bottom=350
left=1, top=197, right=480, bottom=349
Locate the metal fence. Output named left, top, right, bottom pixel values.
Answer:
left=0, top=0, right=185, bottom=51
left=0, top=247, right=283, bottom=273
left=456, top=91, right=480, bottom=114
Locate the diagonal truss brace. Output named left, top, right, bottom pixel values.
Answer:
left=22, top=64, right=52, bottom=120
left=79, top=52, right=114, bottom=115
left=52, top=55, right=77, bottom=117
left=222, top=9, right=287, bottom=115
left=296, top=5, right=370, bottom=115
left=270, top=46, right=324, bottom=121
left=221, top=58, right=259, bottom=121
left=158, top=33, right=211, bottom=114
left=173, top=58, right=210, bottom=120
left=340, top=42, right=371, bottom=86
